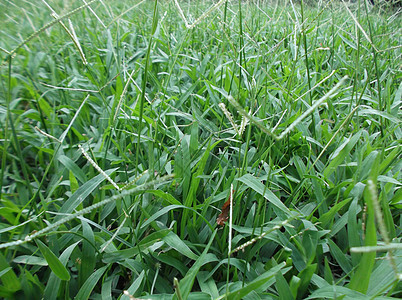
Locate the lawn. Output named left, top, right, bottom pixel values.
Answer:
left=0, top=0, right=401, bottom=299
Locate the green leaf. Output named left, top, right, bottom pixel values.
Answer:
left=163, top=231, right=198, bottom=260
left=121, top=270, right=145, bottom=300
left=327, top=239, right=352, bottom=274
left=69, top=170, right=79, bottom=193
left=307, top=285, right=367, bottom=299
left=13, top=255, right=48, bottom=266
left=174, top=230, right=217, bottom=300
left=147, top=190, right=182, bottom=205
left=74, top=265, right=107, bottom=299
left=216, top=263, right=287, bottom=299
left=197, top=271, right=219, bottom=299
left=367, top=249, right=402, bottom=296
left=58, top=154, right=87, bottom=183
left=79, top=220, right=96, bottom=287
left=297, top=263, right=317, bottom=297
left=55, top=168, right=118, bottom=221
left=319, top=198, right=352, bottom=228
left=276, top=270, right=294, bottom=300
left=348, top=183, right=377, bottom=292
left=44, top=241, right=80, bottom=299
left=0, top=253, right=20, bottom=292
left=102, top=229, right=170, bottom=263
left=324, top=130, right=362, bottom=179
left=237, top=174, right=291, bottom=216
left=35, top=239, right=70, bottom=281
left=141, top=205, right=211, bottom=230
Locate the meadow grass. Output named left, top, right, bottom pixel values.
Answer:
left=0, top=0, right=401, bottom=299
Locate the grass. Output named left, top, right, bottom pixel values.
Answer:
left=0, top=0, right=401, bottom=299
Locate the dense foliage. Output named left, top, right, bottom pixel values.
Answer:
left=0, top=0, right=401, bottom=299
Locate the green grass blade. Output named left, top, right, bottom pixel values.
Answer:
left=237, top=174, right=291, bottom=216
left=44, top=241, right=80, bottom=299
left=174, top=230, right=217, bottom=300
left=74, top=265, right=108, bottom=299
left=35, top=239, right=70, bottom=281
left=348, top=183, right=377, bottom=292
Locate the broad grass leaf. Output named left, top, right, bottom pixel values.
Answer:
left=44, top=241, right=80, bottom=299
left=348, top=196, right=361, bottom=265
left=205, top=258, right=248, bottom=279
left=141, top=205, right=211, bottom=230
left=216, top=262, right=287, bottom=299
left=197, top=271, right=219, bottom=299
left=55, top=168, right=118, bottom=222
left=69, top=170, right=79, bottom=193
left=377, top=175, right=401, bottom=186
left=297, top=263, right=317, bottom=297
left=307, top=285, right=367, bottom=299
left=339, top=33, right=357, bottom=50
left=324, top=130, right=362, bottom=179
left=174, top=230, right=217, bottom=300
left=329, top=206, right=361, bottom=238
left=79, top=220, right=96, bottom=287
left=348, top=184, right=377, bottom=293
left=367, top=249, right=402, bottom=296
left=0, top=253, right=20, bottom=293
left=0, top=267, right=12, bottom=277
left=102, top=229, right=170, bottom=263
left=13, top=255, right=47, bottom=266
left=121, top=270, right=145, bottom=300
left=147, top=190, right=182, bottom=205
left=379, top=147, right=401, bottom=175
left=182, top=139, right=220, bottom=236
left=327, top=239, right=352, bottom=274
left=74, top=265, right=107, bottom=299
left=276, top=270, right=294, bottom=300
left=319, top=198, right=352, bottom=228
left=237, top=174, right=291, bottom=216
left=157, top=253, right=188, bottom=276
left=35, top=239, right=70, bottom=281
left=163, top=231, right=198, bottom=260
left=358, top=108, right=401, bottom=124
left=380, top=191, right=396, bottom=240
left=58, top=155, right=87, bottom=183
left=101, top=275, right=114, bottom=300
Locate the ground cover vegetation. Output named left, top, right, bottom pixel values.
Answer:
left=0, top=0, right=401, bottom=298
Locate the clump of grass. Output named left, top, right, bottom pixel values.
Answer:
left=0, top=0, right=401, bottom=299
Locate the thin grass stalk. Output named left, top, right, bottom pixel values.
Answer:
left=300, top=0, right=313, bottom=106
left=353, top=0, right=362, bottom=130
left=43, top=0, right=88, bottom=66
left=366, top=179, right=400, bottom=278
left=230, top=218, right=294, bottom=255
left=81, top=0, right=106, bottom=28
left=351, top=244, right=402, bottom=253
left=0, top=58, right=12, bottom=200
left=219, top=0, right=229, bottom=89
left=225, top=184, right=234, bottom=295
left=362, top=0, right=385, bottom=136
left=135, top=0, right=159, bottom=175
left=174, top=277, right=183, bottom=300
left=78, top=144, right=120, bottom=191
left=6, top=59, right=33, bottom=199
left=4, top=0, right=98, bottom=62
left=228, top=184, right=234, bottom=256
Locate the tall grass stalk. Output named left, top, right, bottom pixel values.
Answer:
left=135, top=0, right=159, bottom=175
